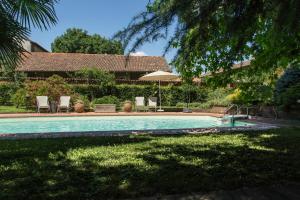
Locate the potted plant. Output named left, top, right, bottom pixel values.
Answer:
left=123, top=100, right=132, bottom=112
left=74, top=100, right=85, bottom=113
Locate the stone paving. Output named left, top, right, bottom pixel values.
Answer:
left=0, top=111, right=224, bottom=118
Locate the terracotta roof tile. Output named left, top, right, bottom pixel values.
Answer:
left=18, top=52, right=170, bottom=72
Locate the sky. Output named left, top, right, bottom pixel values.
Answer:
left=30, top=0, right=176, bottom=63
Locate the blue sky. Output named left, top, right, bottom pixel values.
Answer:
left=30, top=0, right=176, bottom=62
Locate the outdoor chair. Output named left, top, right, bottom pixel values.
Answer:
left=135, top=97, right=147, bottom=112
left=148, top=97, right=157, bottom=112
left=36, top=96, right=50, bottom=113
left=57, top=96, right=71, bottom=112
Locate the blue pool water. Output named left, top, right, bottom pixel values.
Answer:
left=0, top=116, right=253, bottom=134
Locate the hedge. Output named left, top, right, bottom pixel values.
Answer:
left=0, top=81, right=208, bottom=107
left=72, top=84, right=207, bottom=106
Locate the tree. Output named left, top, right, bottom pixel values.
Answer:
left=274, top=65, right=300, bottom=110
left=115, top=0, right=300, bottom=78
left=52, top=28, right=124, bottom=54
left=73, top=67, right=115, bottom=99
left=0, top=0, right=58, bottom=70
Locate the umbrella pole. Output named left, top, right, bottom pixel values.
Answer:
left=159, top=80, right=162, bottom=111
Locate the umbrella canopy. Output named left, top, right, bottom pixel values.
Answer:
left=139, top=71, right=178, bottom=112
left=139, top=70, right=178, bottom=81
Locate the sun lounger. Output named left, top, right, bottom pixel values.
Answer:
left=148, top=97, right=157, bottom=112
left=36, top=96, right=50, bottom=113
left=135, top=97, right=147, bottom=112
left=57, top=96, right=71, bottom=112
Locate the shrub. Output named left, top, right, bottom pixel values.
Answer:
left=73, top=68, right=115, bottom=99
left=92, top=96, right=120, bottom=105
left=72, top=84, right=207, bottom=106
left=278, top=82, right=300, bottom=110
left=206, top=88, right=231, bottom=106
left=71, top=94, right=91, bottom=110
left=176, top=88, right=230, bottom=109
left=176, top=102, right=212, bottom=109
left=25, top=75, right=73, bottom=106
left=11, top=88, right=27, bottom=108
left=0, top=83, right=18, bottom=105
left=275, top=66, right=300, bottom=109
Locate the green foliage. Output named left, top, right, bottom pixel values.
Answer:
left=73, top=95, right=91, bottom=110
left=52, top=28, right=124, bottom=54
left=275, top=66, right=300, bottom=109
left=176, top=88, right=230, bottom=109
left=226, top=85, right=274, bottom=105
left=279, top=83, right=300, bottom=109
left=74, top=68, right=115, bottom=86
left=0, top=128, right=299, bottom=199
left=72, top=84, right=207, bottom=106
left=206, top=88, right=231, bottom=106
left=116, top=0, right=300, bottom=79
left=0, top=70, right=26, bottom=86
left=11, top=88, right=27, bottom=108
left=25, top=75, right=73, bottom=106
left=0, top=0, right=58, bottom=70
left=92, top=96, right=120, bottom=107
left=73, top=68, right=115, bottom=99
left=0, top=83, right=17, bottom=105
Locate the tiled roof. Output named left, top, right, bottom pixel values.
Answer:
left=201, top=60, right=251, bottom=77
left=17, top=52, right=170, bottom=72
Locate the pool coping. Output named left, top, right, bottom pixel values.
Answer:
left=0, top=120, right=279, bottom=140
left=0, top=112, right=224, bottom=118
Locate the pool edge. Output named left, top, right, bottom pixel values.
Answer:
left=0, top=123, right=279, bottom=140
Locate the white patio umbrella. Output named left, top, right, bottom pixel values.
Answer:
left=139, top=70, right=178, bottom=111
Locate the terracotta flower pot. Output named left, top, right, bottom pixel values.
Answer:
left=74, top=102, right=85, bottom=113
left=123, top=101, right=132, bottom=112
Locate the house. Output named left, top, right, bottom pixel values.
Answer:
left=21, top=39, right=48, bottom=53
left=17, top=52, right=170, bottom=80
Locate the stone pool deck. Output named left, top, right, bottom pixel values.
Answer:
left=0, top=111, right=224, bottom=118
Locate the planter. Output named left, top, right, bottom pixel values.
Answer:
left=94, top=104, right=116, bottom=113
left=123, top=101, right=132, bottom=112
left=74, top=102, right=85, bottom=113
left=50, top=101, right=57, bottom=113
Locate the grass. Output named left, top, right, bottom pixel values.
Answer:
left=0, top=106, right=33, bottom=113
left=0, top=128, right=300, bottom=199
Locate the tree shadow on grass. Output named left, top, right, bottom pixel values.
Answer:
left=0, top=129, right=299, bottom=200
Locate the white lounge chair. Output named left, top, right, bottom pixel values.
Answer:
left=148, top=97, right=157, bottom=112
left=57, top=96, right=71, bottom=112
left=135, top=97, right=146, bottom=112
left=36, top=96, right=50, bottom=113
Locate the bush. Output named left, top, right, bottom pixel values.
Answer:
left=275, top=66, right=300, bottom=109
left=11, top=88, right=27, bottom=108
left=72, top=84, right=207, bottom=106
left=176, top=102, right=212, bottom=109
left=206, top=88, right=231, bottom=106
left=176, top=88, right=230, bottom=109
left=92, top=96, right=120, bottom=107
left=73, top=68, right=115, bottom=99
left=0, top=83, right=18, bottom=105
left=278, top=82, right=300, bottom=110
left=25, top=75, right=74, bottom=106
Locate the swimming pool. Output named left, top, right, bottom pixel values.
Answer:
left=0, top=116, right=254, bottom=135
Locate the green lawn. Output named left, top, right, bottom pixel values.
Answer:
left=0, top=106, right=33, bottom=113
left=1, top=128, right=300, bottom=199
